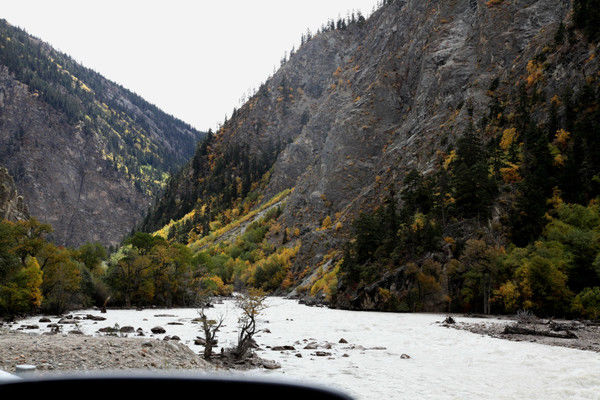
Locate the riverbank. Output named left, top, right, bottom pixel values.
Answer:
left=0, top=331, right=213, bottom=373
left=442, top=316, right=600, bottom=353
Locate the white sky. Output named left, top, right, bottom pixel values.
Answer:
left=2, top=0, right=379, bottom=131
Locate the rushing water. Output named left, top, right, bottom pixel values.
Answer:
left=16, top=298, right=600, bottom=399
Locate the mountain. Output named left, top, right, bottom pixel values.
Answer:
left=137, top=0, right=600, bottom=315
left=0, top=19, right=204, bottom=247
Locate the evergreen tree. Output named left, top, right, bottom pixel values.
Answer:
left=574, top=0, right=600, bottom=41
left=451, top=128, right=496, bottom=220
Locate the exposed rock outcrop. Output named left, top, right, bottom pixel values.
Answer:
left=144, top=0, right=593, bottom=303
left=0, top=166, right=28, bottom=222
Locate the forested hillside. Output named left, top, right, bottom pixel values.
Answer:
left=0, top=19, right=204, bottom=246
left=131, top=0, right=600, bottom=318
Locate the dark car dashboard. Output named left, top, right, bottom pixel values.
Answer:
left=0, top=374, right=354, bottom=399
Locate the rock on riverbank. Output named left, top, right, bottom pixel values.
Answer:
left=0, top=332, right=213, bottom=373
left=442, top=317, right=600, bottom=353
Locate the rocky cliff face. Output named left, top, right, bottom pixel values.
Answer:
left=0, top=66, right=145, bottom=246
left=272, top=0, right=570, bottom=268
left=147, top=0, right=572, bottom=255
left=0, top=20, right=204, bottom=247
left=0, top=166, right=28, bottom=222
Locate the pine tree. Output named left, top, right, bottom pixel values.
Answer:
left=451, top=127, right=496, bottom=220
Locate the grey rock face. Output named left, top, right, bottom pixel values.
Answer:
left=0, top=166, right=29, bottom=222
left=149, top=1, right=575, bottom=276
left=269, top=0, right=569, bottom=267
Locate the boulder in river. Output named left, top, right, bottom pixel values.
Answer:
left=119, top=326, right=135, bottom=333
left=85, top=314, right=106, bottom=321
left=39, top=318, right=51, bottom=323
left=401, top=354, right=411, bottom=359
left=262, top=360, right=281, bottom=370
left=314, top=351, right=332, bottom=357
left=58, top=318, right=78, bottom=324
left=303, top=342, right=318, bottom=350
left=443, top=316, right=456, bottom=325
left=339, top=338, right=348, bottom=343
left=271, top=345, right=295, bottom=351
left=151, top=326, right=166, bottom=334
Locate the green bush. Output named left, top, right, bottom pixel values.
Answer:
left=242, top=224, right=269, bottom=244
left=572, top=287, right=600, bottom=319
left=253, top=259, right=286, bottom=291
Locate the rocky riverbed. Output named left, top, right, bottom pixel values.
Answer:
left=9, top=298, right=600, bottom=399
left=0, top=331, right=213, bottom=373
left=443, top=316, right=600, bottom=353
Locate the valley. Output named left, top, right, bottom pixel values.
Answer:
left=0, top=1, right=600, bottom=397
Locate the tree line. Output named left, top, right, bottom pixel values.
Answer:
left=0, top=219, right=231, bottom=319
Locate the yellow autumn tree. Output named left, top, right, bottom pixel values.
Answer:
left=499, top=128, right=517, bottom=151
left=500, top=162, right=521, bottom=183
left=525, top=60, right=543, bottom=87
left=40, top=245, right=82, bottom=314
left=320, top=216, right=333, bottom=230
left=23, top=257, right=43, bottom=308
left=443, top=150, right=456, bottom=170
left=0, top=256, right=43, bottom=315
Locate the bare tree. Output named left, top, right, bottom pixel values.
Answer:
left=234, top=288, right=267, bottom=359
left=197, top=292, right=224, bottom=360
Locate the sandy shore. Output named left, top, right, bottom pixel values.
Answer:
left=0, top=331, right=214, bottom=373
left=443, top=317, right=600, bottom=353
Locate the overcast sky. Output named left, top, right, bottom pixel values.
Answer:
left=3, top=0, right=379, bottom=131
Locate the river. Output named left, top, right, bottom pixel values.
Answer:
left=16, top=298, right=600, bottom=399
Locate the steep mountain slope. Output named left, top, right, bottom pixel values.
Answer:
left=0, top=166, right=28, bottom=222
left=0, top=20, right=204, bottom=247
left=141, top=0, right=599, bottom=311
